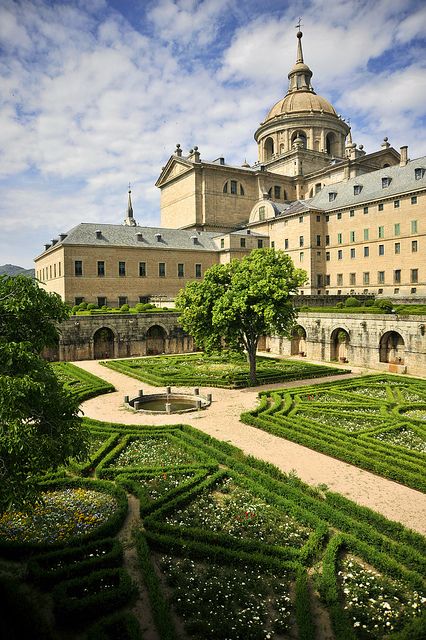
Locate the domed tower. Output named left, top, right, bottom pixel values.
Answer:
left=254, top=30, right=350, bottom=171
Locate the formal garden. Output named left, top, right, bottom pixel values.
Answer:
left=101, top=352, right=345, bottom=388
left=1, top=365, right=425, bottom=639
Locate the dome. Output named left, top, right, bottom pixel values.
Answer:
left=266, top=91, right=337, bottom=121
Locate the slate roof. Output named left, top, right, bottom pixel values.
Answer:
left=309, top=156, right=426, bottom=211
left=39, top=223, right=221, bottom=256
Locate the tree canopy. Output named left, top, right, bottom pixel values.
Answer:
left=0, top=275, right=88, bottom=512
left=176, top=249, right=307, bottom=385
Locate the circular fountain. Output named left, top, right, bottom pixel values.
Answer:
left=124, top=387, right=211, bottom=414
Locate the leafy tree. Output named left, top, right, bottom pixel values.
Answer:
left=176, top=249, right=306, bottom=385
left=0, top=275, right=88, bottom=512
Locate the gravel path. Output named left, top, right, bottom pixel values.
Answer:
left=74, top=360, right=426, bottom=536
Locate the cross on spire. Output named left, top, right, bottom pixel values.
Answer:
left=295, top=17, right=303, bottom=31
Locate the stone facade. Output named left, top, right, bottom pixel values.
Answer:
left=267, top=313, right=426, bottom=377
left=45, top=313, right=195, bottom=362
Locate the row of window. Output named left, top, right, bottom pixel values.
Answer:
left=223, top=180, right=245, bottom=195
left=38, top=263, right=62, bottom=281
left=327, top=169, right=424, bottom=202
left=324, top=240, right=418, bottom=260
left=288, top=221, right=419, bottom=250
left=330, top=270, right=420, bottom=286
left=219, top=237, right=264, bottom=249
left=325, top=196, right=418, bottom=215
left=75, top=261, right=202, bottom=279
left=75, top=296, right=150, bottom=308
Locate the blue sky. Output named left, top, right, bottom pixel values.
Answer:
left=1, top=0, right=425, bottom=268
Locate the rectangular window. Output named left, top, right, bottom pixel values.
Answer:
left=58, top=262, right=61, bottom=277
left=394, top=269, right=401, bottom=284
left=350, top=209, right=355, bottom=217
left=258, top=206, right=265, bottom=221
left=412, top=240, right=418, bottom=252
left=230, top=180, right=237, bottom=194
left=411, top=196, right=417, bottom=204
left=274, top=185, right=281, bottom=199
left=337, top=233, right=342, bottom=244
left=364, top=246, right=369, bottom=257
left=271, top=241, right=275, bottom=248
left=220, top=238, right=224, bottom=248
left=74, top=260, right=83, bottom=277
left=139, top=262, right=146, bottom=277
left=382, top=177, right=390, bottom=188
left=364, top=206, right=369, bottom=214
left=394, top=223, right=400, bottom=236
left=350, top=248, right=356, bottom=258
left=337, top=212, right=342, bottom=219
left=316, top=215, right=321, bottom=222
left=299, top=236, right=304, bottom=247
left=98, top=297, right=107, bottom=307
left=195, top=263, right=202, bottom=278
left=379, top=244, right=384, bottom=256
left=316, top=234, right=321, bottom=246
left=97, top=261, right=105, bottom=277
left=350, top=273, right=356, bottom=285
left=338, top=249, right=343, bottom=260
left=257, top=239, right=263, bottom=248
left=378, top=226, right=384, bottom=238
left=325, top=214, right=330, bottom=222
left=325, top=234, right=330, bottom=245
left=284, top=238, right=289, bottom=250
left=299, top=215, right=304, bottom=223
left=159, top=262, right=166, bottom=277
left=364, top=228, right=369, bottom=241
left=329, top=192, right=337, bottom=202
left=177, top=263, right=184, bottom=278
left=411, top=269, right=418, bottom=283
left=240, top=237, right=246, bottom=248
left=394, top=200, right=400, bottom=208
left=378, top=203, right=384, bottom=211
left=317, top=274, right=323, bottom=287
left=350, top=231, right=355, bottom=242
left=326, top=251, right=330, bottom=261
left=325, top=275, right=330, bottom=286
left=49, top=265, right=52, bottom=279
left=394, top=242, right=400, bottom=254
left=299, top=251, right=304, bottom=262
left=354, top=185, right=362, bottom=195
left=363, top=272, right=370, bottom=285
left=411, top=220, right=418, bottom=233
left=377, top=271, right=385, bottom=284
left=75, top=297, right=84, bottom=306
left=53, top=264, right=56, bottom=278
left=118, top=296, right=127, bottom=307
left=118, top=261, right=126, bottom=277
left=337, top=273, right=343, bottom=286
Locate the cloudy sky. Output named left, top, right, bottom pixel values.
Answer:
left=1, top=0, right=425, bottom=268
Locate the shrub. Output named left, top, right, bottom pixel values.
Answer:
left=363, top=298, right=375, bottom=307
left=78, top=302, right=87, bottom=310
left=120, top=304, right=130, bottom=312
left=71, top=305, right=79, bottom=314
left=335, top=301, right=344, bottom=308
left=376, top=298, right=394, bottom=313
left=135, top=303, right=145, bottom=313
left=87, top=303, right=97, bottom=310
left=344, top=297, right=360, bottom=307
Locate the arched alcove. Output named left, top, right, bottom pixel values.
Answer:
left=379, top=331, right=405, bottom=364
left=264, top=137, right=274, bottom=160
left=146, top=325, right=167, bottom=355
left=326, top=132, right=338, bottom=155
left=291, top=130, right=307, bottom=149
left=330, top=328, right=350, bottom=362
left=94, top=327, right=115, bottom=359
left=291, top=325, right=307, bottom=356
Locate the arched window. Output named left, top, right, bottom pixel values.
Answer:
left=326, top=132, right=337, bottom=156
left=291, top=131, right=307, bottom=149
left=264, top=137, right=274, bottom=160
left=223, top=180, right=245, bottom=196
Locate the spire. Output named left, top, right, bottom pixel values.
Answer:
left=124, top=183, right=137, bottom=226
left=287, top=28, right=314, bottom=94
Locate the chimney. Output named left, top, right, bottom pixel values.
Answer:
left=51, top=239, right=58, bottom=246
left=190, top=235, right=198, bottom=245
left=44, top=243, right=50, bottom=251
left=136, top=232, right=143, bottom=241
left=155, top=233, right=162, bottom=242
left=95, top=229, right=102, bottom=239
left=400, top=145, right=408, bottom=167
left=59, top=233, right=67, bottom=241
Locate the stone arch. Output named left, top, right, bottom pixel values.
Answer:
left=146, top=324, right=168, bottom=355
left=291, top=325, right=307, bottom=356
left=379, top=331, right=405, bottom=364
left=93, top=326, right=116, bottom=359
left=264, top=137, right=274, bottom=160
left=326, top=132, right=338, bottom=156
left=330, top=327, right=350, bottom=362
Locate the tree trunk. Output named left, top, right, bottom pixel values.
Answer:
left=247, top=343, right=257, bottom=386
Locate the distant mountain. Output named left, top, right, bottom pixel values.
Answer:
left=0, top=264, right=35, bottom=278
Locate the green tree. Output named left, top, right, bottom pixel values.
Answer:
left=0, top=275, right=88, bottom=512
left=176, top=249, right=306, bottom=385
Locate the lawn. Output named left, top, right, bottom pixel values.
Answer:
left=101, top=352, right=346, bottom=388
left=1, top=366, right=425, bottom=639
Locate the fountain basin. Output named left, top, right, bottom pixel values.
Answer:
left=125, top=390, right=211, bottom=414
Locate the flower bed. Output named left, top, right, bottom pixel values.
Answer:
left=102, top=353, right=345, bottom=388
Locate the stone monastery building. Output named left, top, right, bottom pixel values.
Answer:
left=35, top=31, right=425, bottom=306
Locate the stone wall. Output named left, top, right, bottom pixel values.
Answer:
left=267, top=313, right=426, bottom=377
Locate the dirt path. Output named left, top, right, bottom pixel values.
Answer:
left=74, top=360, right=426, bottom=536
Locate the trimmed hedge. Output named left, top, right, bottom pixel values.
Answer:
left=86, top=611, right=144, bottom=640
left=53, top=567, right=137, bottom=626
left=53, top=361, right=115, bottom=401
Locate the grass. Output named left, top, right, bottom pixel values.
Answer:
left=101, top=352, right=347, bottom=388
